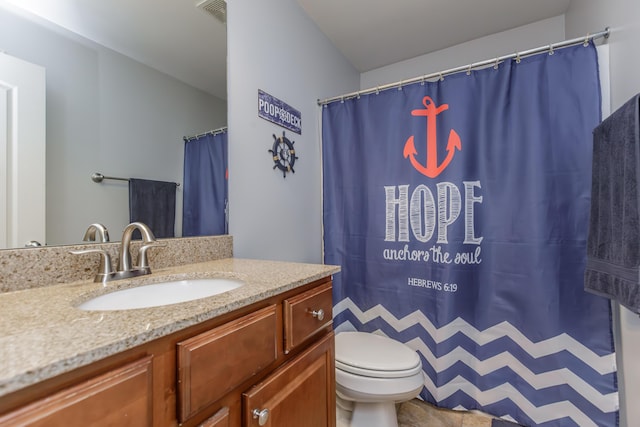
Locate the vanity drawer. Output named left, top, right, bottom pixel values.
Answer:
left=283, top=281, right=333, bottom=353
left=0, top=356, right=153, bottom=426
left=177, top=304, right=278, bottom=423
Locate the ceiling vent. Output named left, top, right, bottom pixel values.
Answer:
left=196, top=0, right=226, bottom=23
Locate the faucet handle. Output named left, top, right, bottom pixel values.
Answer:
left=70, top=249, right=115, bottom=283
left=136, top=242, right=166, bottom=272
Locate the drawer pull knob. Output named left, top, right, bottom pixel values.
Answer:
left=252, top=408, right=269, bottom=425
left=310, top=309, right=325, bottom=321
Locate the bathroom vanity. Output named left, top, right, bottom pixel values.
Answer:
left=0, top=246, right=339, bottom=427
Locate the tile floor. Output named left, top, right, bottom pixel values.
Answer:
left=397, top=400, right=495, bottom=427
left=337, top=399, right=500, bottom=427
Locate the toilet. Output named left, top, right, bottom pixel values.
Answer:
left=335, top=331, right=425, bottom=427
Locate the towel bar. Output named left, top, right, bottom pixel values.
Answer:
left=91, top=172, right=180, bottom=187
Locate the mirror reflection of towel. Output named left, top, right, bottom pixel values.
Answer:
left=129, top=178, right=176, bottom=238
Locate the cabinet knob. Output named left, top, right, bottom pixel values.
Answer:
left=310, top=309, right=325, bottom=321
left=252, top=408, right=269, bottom=426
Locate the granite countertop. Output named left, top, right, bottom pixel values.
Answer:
left=0, top=257, right=340, bottom=398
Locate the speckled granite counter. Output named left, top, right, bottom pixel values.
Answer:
left=0, top=257, right=340, bottom=398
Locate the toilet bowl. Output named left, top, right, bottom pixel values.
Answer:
left=335, top=331, right=425, bottom=427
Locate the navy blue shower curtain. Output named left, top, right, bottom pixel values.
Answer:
left=322, top=43, right=617, bottom=426
left=182, top=130, right=228, bottom=236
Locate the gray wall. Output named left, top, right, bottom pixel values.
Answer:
left=361, top=15, right=565, bottom=89
left=0, top=6, right=226, bottom=246
left=565, top=2, right=640, bottom=425
left=227, top=0, right=359, bottom=263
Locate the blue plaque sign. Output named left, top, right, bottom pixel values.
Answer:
left=258, top=89, right=301, bottom=134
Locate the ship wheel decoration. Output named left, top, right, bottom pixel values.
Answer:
left=268, top=131, right=299, bottom=178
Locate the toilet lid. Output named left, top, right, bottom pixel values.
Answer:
left=335, top=332, right=422, bottom=378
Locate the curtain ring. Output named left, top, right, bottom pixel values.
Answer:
left=398, top=80, right=403, bottom=91
left=439, top=73, right=444, bottom=82
left=466, top=64, right=472, bottom=75
left=375, top=87, right=380, bottom=95
left=515, top=52, right=521, bottom=64
left=493, top=57, right=500, bottom=70
left=420, top=76, right=425, bottom=86
left=340, top=96, right=344, bottom=103
left=548, top=44, right=554, bottom=55
left=583, top=33, right=591, bottom=47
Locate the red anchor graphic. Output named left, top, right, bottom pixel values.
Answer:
left=403, top=96, right=461, bottom=178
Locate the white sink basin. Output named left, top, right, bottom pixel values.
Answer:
left=78, top=278, right=244, bottom=311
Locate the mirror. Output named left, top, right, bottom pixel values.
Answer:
left=0, top=0, right=227, bottom=248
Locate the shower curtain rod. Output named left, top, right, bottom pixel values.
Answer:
left=183, top=126, right=228, bottom=142
left=318, top=27, right=610, bottom=106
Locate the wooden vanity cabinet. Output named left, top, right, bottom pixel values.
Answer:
left=246, top=281, right=335, bottom=427
left=0, top=277, right=335, bottom=427
left=243, top=331, right=335, bottom=427
left=179, top=278, right=335, bottom=427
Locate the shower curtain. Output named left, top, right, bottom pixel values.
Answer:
left=182, top=130, right=228, bottom=236
left=322, top=43, right=617, bottom=426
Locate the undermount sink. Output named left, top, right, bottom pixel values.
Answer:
left=77, top=278, right=245, bottom=311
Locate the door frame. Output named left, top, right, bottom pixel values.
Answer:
left=0, top=52, right=46, bottom=248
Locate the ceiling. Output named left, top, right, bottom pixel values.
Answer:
left=1, top=0, right=573, bottom=100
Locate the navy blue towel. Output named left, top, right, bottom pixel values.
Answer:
left=129, top=178, right=176, bottom=238
left=585, top=94, right=640, bottom=312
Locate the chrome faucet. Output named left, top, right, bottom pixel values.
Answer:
left=82, top=223, right=110, bottom=243
left=71, top=222, right=163, bottom=284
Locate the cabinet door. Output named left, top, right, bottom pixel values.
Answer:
left=200, top=406, right=230, bottom=427
left=0, top=356, right=153, bottom=426
left=243, top=332, right=335, bottom=427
